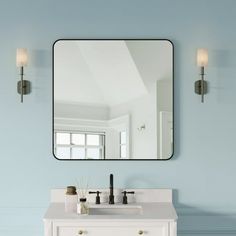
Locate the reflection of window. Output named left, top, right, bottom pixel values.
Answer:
left=120, top=131, right=127, bottom=158
left=54, top=131, right=105, bottom=160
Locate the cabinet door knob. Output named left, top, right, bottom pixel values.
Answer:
left=78, top=230, right=84, bottom=235
left=138, top=230, right=144, bottom=235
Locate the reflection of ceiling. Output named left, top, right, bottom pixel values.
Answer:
left=126, top=41, right=172, bottom=91
left=54, top=40, right=172, bottom=107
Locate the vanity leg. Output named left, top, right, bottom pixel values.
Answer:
left=169, top=221, right=177, bottom=236
left=44, top=220, right=53, bottom=236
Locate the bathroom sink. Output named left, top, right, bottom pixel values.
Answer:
left=89, top=205, right=142, bottom=215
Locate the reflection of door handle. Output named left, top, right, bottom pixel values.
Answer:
left=137, top=124, right=146, bottom=131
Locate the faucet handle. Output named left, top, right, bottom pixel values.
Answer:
left=89, top=191, right=101, bottom=204
left=122, top=191, right=135, bottom=204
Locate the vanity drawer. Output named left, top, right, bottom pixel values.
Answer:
left=55, top=223, right=169, bottom=236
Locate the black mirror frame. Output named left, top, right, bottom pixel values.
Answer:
left=52, top=38, right=174, bottom=161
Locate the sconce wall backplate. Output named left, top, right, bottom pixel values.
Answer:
left=194, top=80, right=207, bottom=95
left=17, top=80, right=31, bottom=95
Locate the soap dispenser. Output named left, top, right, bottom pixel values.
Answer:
left=65, top=186, right=78, bottom=213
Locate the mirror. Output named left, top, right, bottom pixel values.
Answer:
left=53, top=39, right=173, bottom=160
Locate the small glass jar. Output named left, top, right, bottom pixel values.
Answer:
left=77, top=198, right=89, bottom=215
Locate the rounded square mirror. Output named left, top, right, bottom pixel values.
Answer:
left=53, top=39, right=173, bottom=160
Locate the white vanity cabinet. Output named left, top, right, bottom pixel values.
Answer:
left=44, top=189, right=177, bottom=236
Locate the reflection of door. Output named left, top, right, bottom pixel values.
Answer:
left=160, top=111, right=173, bottom=159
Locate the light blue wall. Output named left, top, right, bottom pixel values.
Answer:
left=1, top=0, right=236, bottom=235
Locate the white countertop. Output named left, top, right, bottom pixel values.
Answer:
left=44, top=202, right=178, bottom=221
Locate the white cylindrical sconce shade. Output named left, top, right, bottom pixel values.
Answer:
left=16, top=48, right=28, bottom=67
left=197, top=48, right=208, bottom=67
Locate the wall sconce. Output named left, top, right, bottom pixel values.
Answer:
left=16, top=48, right=31, bottom=103
left=195, top=48, right=208, bottom=103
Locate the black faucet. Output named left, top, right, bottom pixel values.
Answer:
left=122, top=191, right=135, bottom=204
left=109, top=174, right=114, bottom=204
left=89, top=191, right=101, bottom=204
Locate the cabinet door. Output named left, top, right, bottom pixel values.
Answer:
left=56, top=224, right=168, bottom=236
